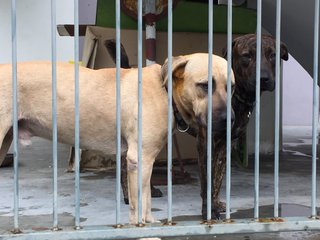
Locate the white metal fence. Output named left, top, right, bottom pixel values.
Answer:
left=1, top=0, right=320, bottom=239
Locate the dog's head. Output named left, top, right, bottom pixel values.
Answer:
left=223, top=34, right=288, bottom=95
left=161, top=53, right=235, bottom=136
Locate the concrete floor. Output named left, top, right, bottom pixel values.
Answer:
left=1, top=126, right=320, bottom=239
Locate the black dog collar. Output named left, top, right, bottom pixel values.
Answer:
left=234, top=92, right=256, bottom=108
left=164, top=86, right=190, bottom=133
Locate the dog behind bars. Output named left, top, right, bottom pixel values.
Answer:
left=0, top=52, right=234, bottom=225
left=199, top=34, right=289, bottom=219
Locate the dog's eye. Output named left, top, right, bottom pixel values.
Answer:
left=240, top=53, right=252, bottom=66
left=198, top=82, right=208, bottom=92
left=241, top=53, right=252, bottom=60
left=269, top=53, right=276, bottom=62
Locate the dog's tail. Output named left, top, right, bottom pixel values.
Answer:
left=104, top=39, right=131, bottom=69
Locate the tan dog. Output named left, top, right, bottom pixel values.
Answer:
left=0, top=53, right=234, bottom=225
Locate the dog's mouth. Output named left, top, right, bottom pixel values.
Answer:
left=261, top=80, right=275, bottom=92
left=196, top=115, right=233, bottom=137
left=245, top=77, right=275, bottom=93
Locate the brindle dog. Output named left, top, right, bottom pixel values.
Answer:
left=198, top=34, right=289, bottom=219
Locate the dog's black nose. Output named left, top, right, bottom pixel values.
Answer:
left=260, top=69, right=271, bottom=83
left=260, top=69, right=275, bottom=91
left=213, top=110, right=235, bottom=135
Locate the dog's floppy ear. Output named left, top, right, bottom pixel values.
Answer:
left=161, top=56, right=188, bottom=87
left=104, top=39, right=131, bottom=69
left=222, top=39, right=237, bottom=59
left=280, top=42, right=289, bottom=61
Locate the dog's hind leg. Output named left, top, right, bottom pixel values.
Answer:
left=0, top=120, right=13, bottom=167
left=121, top=155, right=129, bottom=204
left=0, top=128, right=13, bottom=167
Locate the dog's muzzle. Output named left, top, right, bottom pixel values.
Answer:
left=196, top=109, right=235, bottom=136
left=213, top=110, right=235, bottom=136
left=260, top=70, right=275, bottom=91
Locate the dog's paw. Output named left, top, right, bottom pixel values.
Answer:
left=216, top=201, right=226, bottom=213
left=151, top=186, right=163, bottom=198
left=202, top=207, right=221, bottom=220
left=65, top=168, right=75, bottom=173
left=145, top=216, right=160, bottom=223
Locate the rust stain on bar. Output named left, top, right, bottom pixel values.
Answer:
left=163, top=221, right=177, bottom=226
left=258, top=218, right=285, bottom=223
left=112, top=224, right=124, bottom=229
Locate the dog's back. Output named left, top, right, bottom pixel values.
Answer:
left=0, top=62, right=166, bottom=155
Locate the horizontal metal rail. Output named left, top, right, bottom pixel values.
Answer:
left=2, top=218, right=320, bottom=240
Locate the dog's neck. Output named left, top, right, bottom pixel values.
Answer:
left=164, top=85, right=197, bottom=136
left=233, top=86, right=256, bottom=110
left=231, top=84, right=258, bottom=139
left=172, top=96, right=190, bottom=131
left=233, top=92, right=255, bottom=109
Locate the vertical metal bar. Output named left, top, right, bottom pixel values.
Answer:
left=274, top=0, right=282, bottom=219
left=74, top=0, right=81, bottom=229
left=11, top=0, right=20, bottom=232
left=137, top=0, right=143, bottom=225
left=51, top=0, right=59, bottom=230
left=226, top=0, right=233, bottom=220
left=254, top=0, right=262, bottom=220
left=206, top=0, right=213, bottom=222
left=167, top=0, right=173, bottom=223
left=311, top=0, right=319, bottom=218
left=145, top=1, right=156, bottom=66
left=115, top=0, right=121, bottom=226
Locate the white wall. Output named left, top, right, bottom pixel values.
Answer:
left=282, top=54, right=313, bottom=126
left=79, top=0, right=97, bottom=59
left=0, top=0, right=74, bottom=63
left=262, top=0, right=318, bottom=127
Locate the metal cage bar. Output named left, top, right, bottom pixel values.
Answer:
left=115, top=0, right=122, bottom=226
left=273, top=0, right=282, bottom=219
left=311, top=0, right=319, bottom=218
left=254, top=0, right=262, bottom=220
left=74, top=0, right=81, bottom=229
left=4, top=1, right=320, bottom=239
left=11, top=0, right=20, bottom=232
left=226, top=0, right=233, bottom=220
left=206, top=0, right=213, bottom=222
left=50, top=0, right=59, bottom=230
left=137, top=0, right=143, bottom=225
left=167, top=0, right=173, bottom=223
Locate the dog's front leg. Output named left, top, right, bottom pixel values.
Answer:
left=196, top=126, right=208, bottom=219
left=197, top=127, right=221, bottom=219
left=212, top=144, right=227, bottom=213
left=126, top=151, right=154, bottom=225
